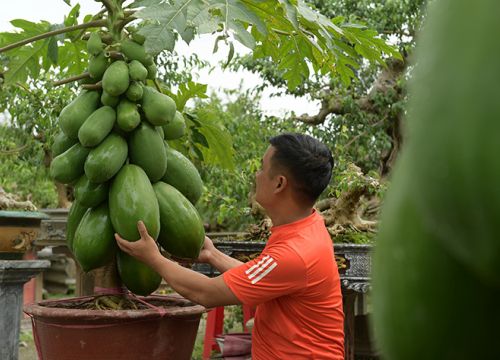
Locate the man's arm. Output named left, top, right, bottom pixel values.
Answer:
left=115, top=221, right=241, bottom=308
left=197, top=236, right=244, bottom=273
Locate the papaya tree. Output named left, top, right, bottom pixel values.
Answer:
left=0, top=0, right=399, bottom=301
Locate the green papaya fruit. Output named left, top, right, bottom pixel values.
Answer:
left=59, top=90, right=101, bottom=139
left=120, top=40, right=153, bottom=66
left=131, top=32, right=146, bottom=45
left=112, top=123, right=129, bottom=139
left=87, top=32, right=103, bottom=56
left=128, top=60, right=148, bottom=81
left=141, top=86, right=176, bottom=126
left=117, top=99, right=141, bottom=132
left=125, top=82, right=143, bottom=102
left=88, top=52, right=108, bottom=79
left=78, top=106, right=116, bottom=147
left=154, top=182, right=205, bottom=259
left=372, top=1, right=500, bottom=359
left=100, top=91, right=120, bottom=107
left=117, top=250, right=161, bottom=296
left=162, top=145, right=203, bottom=204
left=102, top=60, right=129, bottom=96
left=109, top=164, right=160, bottom=241
left=66, top=201, right=88, bottom=252
left=84, top=133, right=128, bottom=183
left=73, top=203, right=117, bottom=272
left=129, top=122, right=167, bottom=182
left=162, top=111, right=186, bottom=140
left=372, top=157, right=500, bottom=360
left=50, top=143, right=90, bottom=184
left=146, top=63, right=157, bottom=80
left=51, top=131, right=77, bottom=157
left=74, top=175, right=109, bottom=208
left=156, top=126, right=164, bottom=139
left=403, top=0, right=500, bottom=285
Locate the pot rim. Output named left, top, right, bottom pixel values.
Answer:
left=0, top=210, right=49, bottom=220
left=24, top=294, right=207, bottom=321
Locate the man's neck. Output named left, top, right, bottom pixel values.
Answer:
left=268, top=207, right=313, bottom=227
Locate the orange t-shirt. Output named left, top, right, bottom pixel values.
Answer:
left=223, top=210, right=344, bottom=359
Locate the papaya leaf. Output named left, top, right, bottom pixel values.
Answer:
left=210, top=0, right=267, bottom=37
left=191, top=127, right=209, bottom=148
left=138, top=23, right=176, bottom=53
left=170, top=81, right=208, bottom=111
left=179, top=26, right=195, bottom=44
left=1, top=20, right=53, bottom=84
left=4, top=40, right=48, bottom=84
left=224, top=41, right=235, bottom=68
left=9, top=19, right=47, bottom=35
left=57, top=40, right=87, bottom=75
left=132, top=0, right=399, bottom=88
left=64, top=4, right=80, bottom=27
left=47, top=37, right=59, bottom=65
left=213, top=35, right=227, bottom=53
left=191, top=144, right=205, bottom=161
left=136, top=0, right=207, bottom=54
left=131, top=0, right=164, bottom=8
left=277, top=0, right=299, bottom=29
left=194, top=108, right=235, bottom=169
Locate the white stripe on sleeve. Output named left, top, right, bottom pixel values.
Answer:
left=251, top=262, right=278, bottom=284
left=248, top=257, right=275, bottom=280
left=245, top=255, right=270, bottom=274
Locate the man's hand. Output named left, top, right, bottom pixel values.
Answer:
left=196, top=236, right=216, bottom=264
left=114, top=221, right=162, bottom=266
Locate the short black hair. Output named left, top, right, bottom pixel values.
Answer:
left=269, top=133, right=334, bottom=203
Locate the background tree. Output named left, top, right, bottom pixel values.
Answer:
left=233, top=0, right=427, bottom=175
left=224, top=0, right=427, bottom=240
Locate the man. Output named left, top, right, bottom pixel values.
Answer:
left=115, top=133, right=345, bottom=359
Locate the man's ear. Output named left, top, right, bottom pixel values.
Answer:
left=274, top=175, right=288, bottom=194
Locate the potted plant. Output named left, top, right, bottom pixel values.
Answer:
left=0, top=187, right=48, bottom=260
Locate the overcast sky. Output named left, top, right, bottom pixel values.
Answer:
left=1, top=0, right=320, bottom=117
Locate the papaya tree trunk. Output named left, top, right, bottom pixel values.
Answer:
left=92, top=257, right=122, bottom=292
left=56, top=182, right=72, bottom=209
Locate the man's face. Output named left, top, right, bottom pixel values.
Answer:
left=255, top=146, right=277, bottom=208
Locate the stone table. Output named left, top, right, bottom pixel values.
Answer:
left=0, top=260, right=50, bottom=360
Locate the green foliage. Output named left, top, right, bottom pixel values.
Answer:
left=0, top=71, right=75, bottom=151
left=0, top=71, right=74, bottom=208
left=227, top=1, right=425, bottom=178
left=0, top=4, right=93, bottom=85
left=132, top=0, right=400, bottom=88
left=155, top=51, right=210, bottom=89
left=0, top=125, right=58, bottom=208
left=192, top=89, right=305, bottom=229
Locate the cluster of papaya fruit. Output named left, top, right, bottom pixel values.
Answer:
left=50, top=31, right=205, bottom=296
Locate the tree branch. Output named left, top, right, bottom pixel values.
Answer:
left=53, top=72, right=90, bottom=87
left=99, top=0, right=115, bottom=14
left=295, top=58, right=406, bottom=125
left=0, top=144, right=28, bottom=154
left=81, top=81, right=102, bottom=90
left=0, top=19, right=108, bottom=54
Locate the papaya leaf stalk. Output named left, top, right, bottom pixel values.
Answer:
left=0, top=20, right=108, bottom=54
left=53, top=72, right=91, bottom=87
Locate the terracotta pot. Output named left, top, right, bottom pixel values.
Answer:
left=0, top=210, right=48, bottom=260
left=24, top=294, right=206, bottom=360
